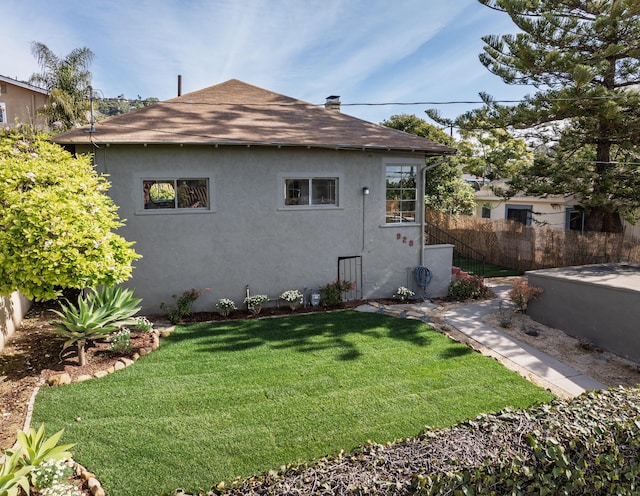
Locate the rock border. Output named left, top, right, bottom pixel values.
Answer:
left=45, top=328, right=167, bottom=387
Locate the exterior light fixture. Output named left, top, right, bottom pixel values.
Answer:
left=362, top=187, right=370, bottom=195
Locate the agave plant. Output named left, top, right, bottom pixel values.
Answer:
left=86, top=285, right=142, bottom=327
left=51, top=286, right=142, bottom=366
left=15, top=425, right=74, bottom=467
left=0, top=449, right=31, bottom=496
left=51, top=294, right=115, bottom=366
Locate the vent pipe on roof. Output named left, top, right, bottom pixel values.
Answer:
left=325, top=95, right=341, bottom=112
left=178, top=75, right=182, bottom=97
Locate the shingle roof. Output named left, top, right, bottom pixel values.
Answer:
left=0, top=74, right=49, bottom=95
left=53, top=79, right=456, bottom=155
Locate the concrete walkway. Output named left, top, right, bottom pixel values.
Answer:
left=356, top=283, right=605, bottom=398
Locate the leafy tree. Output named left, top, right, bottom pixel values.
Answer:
left=382, top=114, right=477, bottom=215
left=96, top=95, right=159, bottom=118
left=427, top=108, right=533, bottom=183
left=455, top=0, right=640, bottom=232
left=29, top=42, right=94, bottom=131
left=0, top=128, right=141, bottom=301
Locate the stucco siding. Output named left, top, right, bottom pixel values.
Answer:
left=0, top=292, right=31, bottom=352
left=89, top=145, right=438, bottom=313
left=0, top=82, right=48, bottom=128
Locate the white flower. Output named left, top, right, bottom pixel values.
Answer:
left=244, top=294, right=268, bottom=306
left=216, top=298, right=236, bottom=310
left=280, top=289, right=303, bottom=302
left=395, top=286, right=415, bottom=298
left=26, top=171, right=36, bottom=182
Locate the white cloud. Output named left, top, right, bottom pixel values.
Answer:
left=1, top=0, right=532, bottom=124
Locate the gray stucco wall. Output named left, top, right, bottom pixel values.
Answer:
left=88, top=144, right=450, bottom=313
left=527, top=264, right=640, bottom=364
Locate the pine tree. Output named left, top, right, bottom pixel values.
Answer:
left=458, top=0, right=640, bottom=232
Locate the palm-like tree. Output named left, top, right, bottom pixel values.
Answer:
left=29, top=42, right=94, bottom=131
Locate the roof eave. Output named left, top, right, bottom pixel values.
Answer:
left=54, top=136, right=456, bottom=155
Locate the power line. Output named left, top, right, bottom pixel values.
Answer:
left=93, top=93, right=640, bottom=108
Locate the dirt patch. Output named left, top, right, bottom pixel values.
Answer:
left=483, top=310, right=640, bottom=389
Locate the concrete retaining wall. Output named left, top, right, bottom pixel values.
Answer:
left=527, top=263, right=640, bottom=364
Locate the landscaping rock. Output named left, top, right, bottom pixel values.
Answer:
left=93, top=370, right=109, bottom=379
left=47, top=373, right=71, bottom=386
left=114, top=361, right=126, bottom=371
left=120, top=357, right=135, bottom=367
left=75, top=374, right=93, bottom=383
left=87, top=477, right=105, bottom=496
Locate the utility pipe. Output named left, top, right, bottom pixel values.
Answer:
left=420, top=159, right=447, bottom=267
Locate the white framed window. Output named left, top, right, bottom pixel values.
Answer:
left=142, top=178, right=210, bottom=211
left=0, top=103, right=6, bottom=124
left=280, top=174, right=341, bottom=208
left=385, top=163, right=418, bottom=224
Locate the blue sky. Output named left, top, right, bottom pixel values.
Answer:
left=2, top=0, right=533, bottom=125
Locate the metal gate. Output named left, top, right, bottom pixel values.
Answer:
left=337, top=256, right=362, bottom=301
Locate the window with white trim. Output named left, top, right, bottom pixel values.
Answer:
left=0, top=103, right=6, bottom=124
left=283, top=177, right=338, bottom=206
left=385, top=164, right=417, bottom=223
left=143, top=178, right=209, bottom=210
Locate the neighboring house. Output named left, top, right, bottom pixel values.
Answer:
left=53, top=80, right=456, bottom=313
left=0, top=74, right=49, bottom=128
left=473, top=180, right=640, bottom=239
left=473, top=179, right=583, bottom=230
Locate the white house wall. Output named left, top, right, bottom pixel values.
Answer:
left=476, top=198, right=576, bottom=229
left=88, top=145, right=441, bottom=313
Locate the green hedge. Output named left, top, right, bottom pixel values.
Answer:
left=413, top=387, right=640, bottom=495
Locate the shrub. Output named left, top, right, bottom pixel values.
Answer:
left=132, top=316, right=153, bottom=332
left=50, top=285, right=142, bottom=366
left=1, top=425, right=76, bottom=496
left=85, top=285, right=142, bottom=326
left=395, top=286, right=415, bottom=301
left=0, top=129, right=140, bottom=302
left=244, top=295, right=269, bottom=315
left=161, top=288, right=206, bottom=324
left=50, top=294, right=116, bottom=366
left=321, top=280, right=355, bottom=307
left=508, top=277, right=543, bottom=313
left=0, top=449, right=31, bottom=496
left=109, top=328, right=132, bottom=354
left=447, top=270, right=492, bottom=301
left=216, top=298, right=236, bottom=317
left=30, top=459, right=73, bottom=491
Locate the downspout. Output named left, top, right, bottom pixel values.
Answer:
left=420, top=158, right=447, bottom=267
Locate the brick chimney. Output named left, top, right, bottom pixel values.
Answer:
left=325, top=95, right=341, bottom=112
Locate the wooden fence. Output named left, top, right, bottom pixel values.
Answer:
left=426, top=210, right=640, bottom=272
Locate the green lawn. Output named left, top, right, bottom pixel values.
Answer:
left=457, top=256, right=523, bottom=278
left=33, top=311, right=554, bottom=496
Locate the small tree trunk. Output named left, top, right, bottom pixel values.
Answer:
left=77, top=340, right=87, bottom=366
